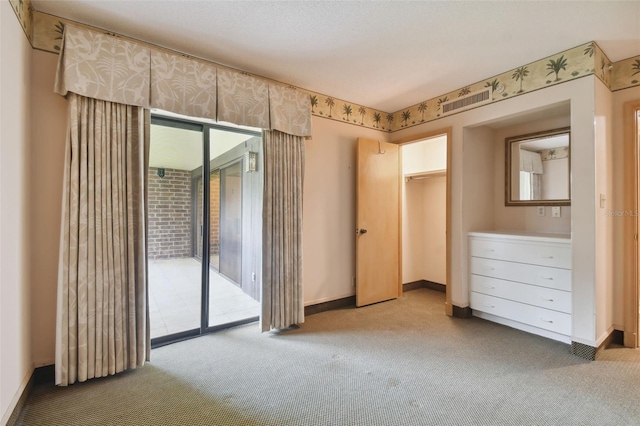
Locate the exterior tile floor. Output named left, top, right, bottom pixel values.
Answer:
left=149, top=257, right=259, bottom=339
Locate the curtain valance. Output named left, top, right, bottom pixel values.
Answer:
left=269, top=84, right=312, bottom=137
left=217, top=68, right=270, bottom=129
left=55, top=25, right=312, bottom=137
left=150, top=51, right=218, bottom=120
left=519, top=149, right=543, bottom=174
left=54, top=26, right=150, bottom=107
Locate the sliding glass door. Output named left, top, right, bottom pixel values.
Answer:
left=209, top=170, right=221, bottom=270
left=148, top=114, right=262, bottom=346
left=148, top=119, right=203, bottom=340
left=207, top=131, right=262, bottom=327
left=219, top=161, right=243, bottom=284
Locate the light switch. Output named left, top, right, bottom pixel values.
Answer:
left=600, top=193, right=606, bottom=208
left=552, top=207, right=561, bottom=218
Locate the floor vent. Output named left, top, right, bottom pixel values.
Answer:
left=442, top=88, right=492, bottom=115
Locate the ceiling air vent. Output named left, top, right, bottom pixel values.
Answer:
left=441, top=88, right=492, bottom=115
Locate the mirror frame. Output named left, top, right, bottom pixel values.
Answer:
left=505, top=127, right=571, bottom=207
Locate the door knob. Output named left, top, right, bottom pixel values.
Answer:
left=356, top=228, right=368, bottom=234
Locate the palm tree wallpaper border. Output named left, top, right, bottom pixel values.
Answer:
left=24, top=10, right=640, bottom=134
left=306, top=94, right=388, bottom=130
left=593, top=42, right=614, bottom=89
left=612, top=56, right=640, bottom=91
left=9, top=0, right=32, bottom=42
left=388, top=42, right=599, bottom=132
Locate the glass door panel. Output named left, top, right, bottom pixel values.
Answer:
left=208, top=131, right=261, bottom=327
left=148, top=120, right=203, bottom=339
left=209, top=170, right=221, bottom=270
left=195, top=176, right=203, bottom=260
left=219, top=161, right=243, bottom=284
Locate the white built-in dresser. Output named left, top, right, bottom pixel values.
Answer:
left=468, top=231, right=572, bottom=344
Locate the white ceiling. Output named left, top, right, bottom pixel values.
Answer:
left=149, top=125, right=202, bottom=170
left=32, top=1, right=640, bottom=112
left=149, top=124, right=253, bottom=171
left=520, top=134, right=569, bottom=152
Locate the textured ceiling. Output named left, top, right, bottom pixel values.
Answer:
left=32, top=1, right=640, bottom=112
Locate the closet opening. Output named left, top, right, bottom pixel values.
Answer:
left=396, top=129, right=452, bottom=314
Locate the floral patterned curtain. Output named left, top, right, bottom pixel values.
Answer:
left=261, top=130, right=305, bottom=331
left=56, top=93, right=150, bottom=386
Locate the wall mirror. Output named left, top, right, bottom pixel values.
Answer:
left=505, top=127, right=570, bottom=206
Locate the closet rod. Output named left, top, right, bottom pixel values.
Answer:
left=405, top=169, right=446, bottom=182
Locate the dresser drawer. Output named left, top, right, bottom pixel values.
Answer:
left=469, top=238, right=571, bottom=269
left=470, top=257, right=571, bottom=291
left=470, top=274, right=571, bottom=314
left=470, top=292, right=571, bottom=336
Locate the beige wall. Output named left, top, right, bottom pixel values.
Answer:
left=462, top=126, right=496, bottom=244
left=542, top=158, right=569, bottom=200
left=401, top=136, right=447, bottom=174
left=29, top=50, right=67, bottom=367
left=492, top=115, right=572, bottom=234
left=421, top=176, right=447, bottom=284
left=402, top=177, right=447, bottom=286
left=1, top=2, right=33, bottom=422
left=303, top=117, right=389, bottom=305
left=402, top=179, right=427, bottom=284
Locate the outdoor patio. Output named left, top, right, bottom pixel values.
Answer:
left=148, top=257, right=260, bottom=339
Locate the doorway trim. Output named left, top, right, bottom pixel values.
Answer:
left=393, top=127, right=453, bottom=316
left=623, top=99, right=640, bottom=348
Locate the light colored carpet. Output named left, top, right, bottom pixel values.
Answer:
left=17, top=289, right=640, bottom=425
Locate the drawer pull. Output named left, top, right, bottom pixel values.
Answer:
left=485, top=267, right=495, bottom=271
left=485, top=249, right=495, bottom=252
left=540, top=318, right=554, bottom=323
left=483, top=285, right=495, bottom=290
left=483, top=303, right=495, bottom=308
left=540, top=297, right=554, bottom=302
left=540, top=255, right=555, bottom=259
left=540, top=276, right=554, bottom=281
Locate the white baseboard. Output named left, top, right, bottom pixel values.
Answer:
left=1, top=365, right=34, bottom=426
left=596, top=325, right=616, bottom=347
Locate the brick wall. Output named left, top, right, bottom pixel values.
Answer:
left=148, top=167, right=192, bottom=260
left=195, top=171, right=221, bottom=260
left=196, top=177, right=202, bottom=258
left=210, top=170, right=220, bottom=255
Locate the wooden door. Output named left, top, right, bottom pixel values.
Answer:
left=356, top=138, right=400, bottom=307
